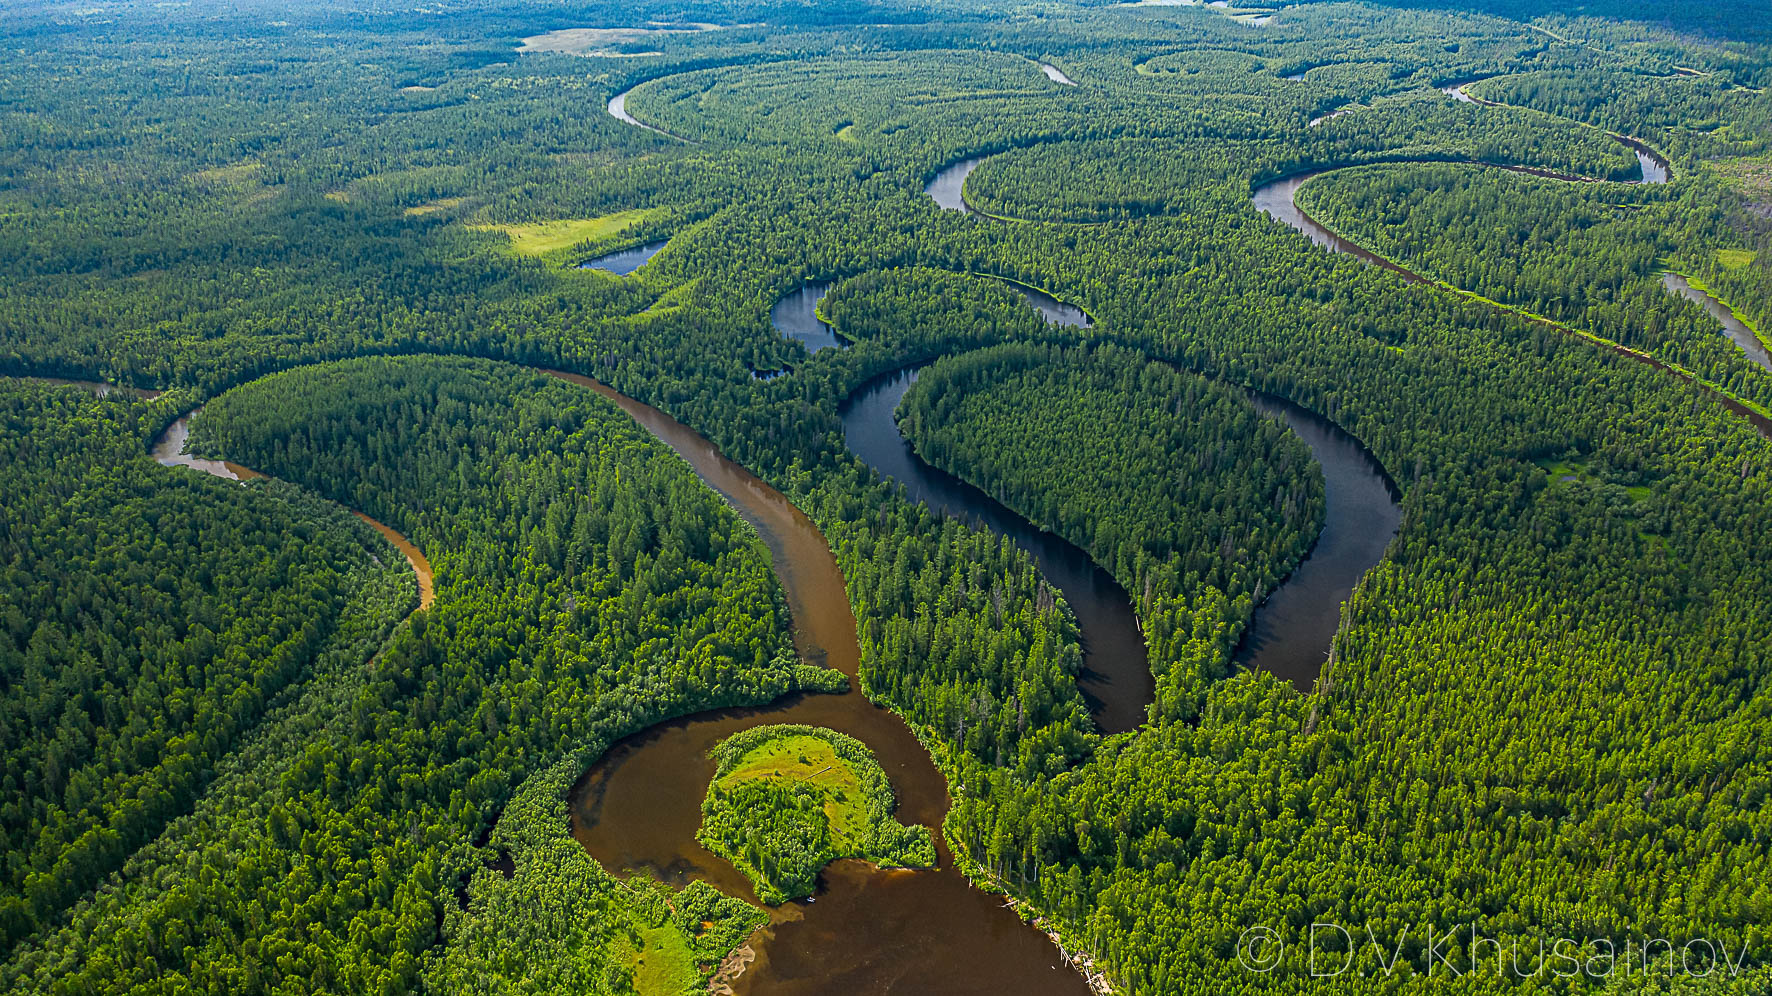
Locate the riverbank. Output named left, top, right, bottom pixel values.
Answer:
left=1253, top=168, right=1772, bottom=437
left=152, top=405, right=437, bottom=609
left=549, top=367, right=1097, bottom=996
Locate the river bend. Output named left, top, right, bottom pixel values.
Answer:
left=1251, top=157, right=1772, bottom=439
left=151, top=407, right=435, bottom=609
left=137, top=365, right=1091, bottom=994
left=554, top=370, right=1093, bottom=996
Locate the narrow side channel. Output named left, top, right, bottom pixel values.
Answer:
left=151, top=408, right=435, bottom=610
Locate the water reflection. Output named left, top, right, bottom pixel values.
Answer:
left=579, top=240, right=667, bottom=275
left=769, top=283, right=846, bottom=352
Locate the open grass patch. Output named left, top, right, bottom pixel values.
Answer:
left=515, top=24, right=720, bottom=57
left=629, top=925, right=698, bottom=995
left=189, top=161, right=276, bottom=206
left=405, top=197, right=466, bottom=217
left=697, top=725, right=934, bottom=904
left=590, top=878, right=763, bottom=996
left=632, top=279, right=700, bottom=318
left=1536, top=455, right=1658, bottom=505
left=473, top=209, right=660, bottom=257
left=191, top=160, right=263, bottom=187
left=1536, top=455, right=1594, bottom=488
left=1717, top=248, right=1756, bottom=271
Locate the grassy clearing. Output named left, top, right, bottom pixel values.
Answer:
left=1536, top=457, right=1654, bottom=502
left=629, top=925, right=699, bottom=996
left=634, top=280, right=700, bottom=319
left=697, top=725, right=935, bottom=904
left=190, top=161, right=275, bottom=205
left=191, top=161, right=263, bottom=187
left=472, top=209, right=659, bottom=256
left=1537, top=457, right=1590, bottom=484
left=404, top=197, right=466, bottom=217
left=515, top=24, right=718, bottom=56
left=717, top=735, right=870, bottom=843
left=1717, top=248, right=1756, bottom=271
left=1712, top=153, right=1772, bottom=199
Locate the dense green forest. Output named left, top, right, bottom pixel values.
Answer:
left=1298, top=162, right=1772, bottom=406
left=4, top=0, right=1772, bottom=992
left=697, top=725, right=934, bottom=904
left=897, top=344, right=1323, bottom=705
left=0, top=381, right=416, bottom=956
left=2, top=357, right=824, bottom=993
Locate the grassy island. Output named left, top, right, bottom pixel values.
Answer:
left=697, top=725, right=935, bottom=904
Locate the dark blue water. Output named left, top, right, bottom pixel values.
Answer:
left=841, top=366, right=1152, bottom=732
left=770, top=282, right=846, bottom=353
left=1003, top=280, right=1091, bottom=327
left=1237, top=395, right=1400, bottom=688
left=580, top=240, right=667, bottom=275
left=926, top=159, right=982, bottom=216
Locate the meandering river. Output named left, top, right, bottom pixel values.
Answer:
left=133, top=76, right=1436, bottom=986
left=926, top=157, right=984, bottom=215
left=841, top=364, right=1399, bottom=699
left=1039, top=63, right=1077, bottom=86
left=841, top=366, right=1154, bottom=730
left=115, top=365, right=1080, bottom=992
left=607, top=86, right=688, bottom=141
left=920, top=166, right=1397, bottom=691
left=554, top=370, right=1095, bottom=996
left=1248, top=145, right=1772, bottom=439
left=571, top=77, right=1404, bottom=989
left=1238, top=395, right=1399, bottom=685
left=151, top=408, right=435, bottom=610
left=770, top=282, right=845, bottom=352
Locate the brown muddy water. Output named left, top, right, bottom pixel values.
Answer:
left=151, top=408, right=435, bottom=609
left=152, top=411, right=268, bottom=482
left=550, top=371, right=1092, bottom=996
left=354, top=512, right=435, bottom=610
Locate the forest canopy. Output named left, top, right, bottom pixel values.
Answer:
left=696, top=725, right=935, bottom=905
left=2, top=0, right=1772, bottom=993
